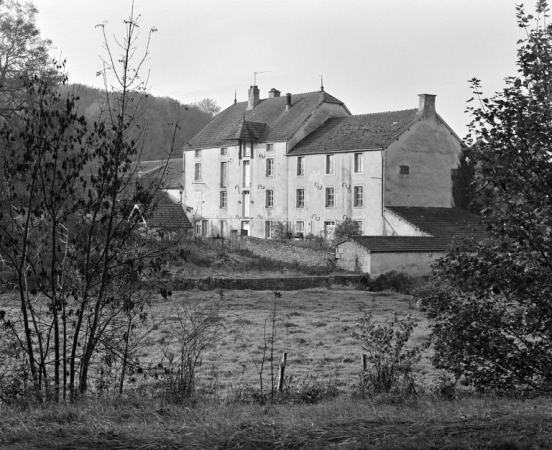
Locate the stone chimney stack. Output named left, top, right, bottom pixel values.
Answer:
left=286, top=93, right=292, bottom=111
left=247, top=85, right=260, bottom=110
left=418, top=94, right=436, bottom=119
left=268, top=88, right=280, bottom=98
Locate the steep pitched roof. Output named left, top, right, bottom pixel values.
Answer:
left=386, top=207, right=485, bottom=240
left=147, top=204, right=192, bottom=230
left=142, top=191, right=191, bottom=230
left=288, top=109, right=419, bottom=155
left=187, top=91, right=347, bottom=149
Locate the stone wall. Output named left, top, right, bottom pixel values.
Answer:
left=243, top=237, right=333, bottom=268
left=170, top=274, right=361, bottom=291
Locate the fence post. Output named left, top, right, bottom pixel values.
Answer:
left=277, top=352, right=287, bottom=392
left=361, top=353, right=367, bottom=371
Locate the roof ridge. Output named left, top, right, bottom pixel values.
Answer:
left=351, top=108, right=418, bottom=118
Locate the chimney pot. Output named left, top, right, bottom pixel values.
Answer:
left=269, top=88, right=280, bottom=98
left=418, top=93, right=436, bottom=119
left=247, top=85, right=260, bottom=110
left=286, top=93, right=292, bottom=111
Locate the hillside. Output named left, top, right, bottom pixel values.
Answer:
left=60, top=84, right=213, bottom=160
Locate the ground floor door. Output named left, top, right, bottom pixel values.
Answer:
left=241, top=220, right=250, bottom=236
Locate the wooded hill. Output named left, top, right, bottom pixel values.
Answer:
left=60, top=84, right=214, bottom=161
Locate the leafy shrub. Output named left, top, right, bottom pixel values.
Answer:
left=359, top=271, right=425, bottom=295
left=354, top=312, right=426, bottom=397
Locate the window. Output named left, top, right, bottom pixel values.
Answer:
left=266, top=143, right=274, bottom=152
left=296, top=221, right=305, bottom=236
left=243, top=144, right=251, bottom=158
left=325, top=154, right=335, bottom=174
left=220, top=161, right=228, bottom=187
left=296, top=189, right=305, bottom=208
left=220, top=147, right=227, bottom=156
left=194, top=163, right=202, bottom=181
left=265, top=221, right=273, bottom=238
left=266, top=189, right=274, bottom=208
left=354, top=153, right=363, bottom=173
left=353, top=186, right=364, bottom=207
left=194, top=149, right=201, bottom=158
left=400, top=165, right=410, bottom=175
left=297, top=156, right=305, bottom=176
left=353, top=220, right=363, bottom=235
left=243, top=160, right=251, bottom=186
left=220, top=191, right=227, bottom=208
left=325, top=187, right=335, bottom=207
left=266, top=158, right=275, bottom=177
left=451, top=168, right=459, bottom=179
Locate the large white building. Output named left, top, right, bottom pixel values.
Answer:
left=183, top=85, right=463, bottom=240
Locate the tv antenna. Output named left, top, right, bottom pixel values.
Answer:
left=254, top=71, right=271, bottom=85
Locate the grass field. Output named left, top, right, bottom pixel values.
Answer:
left=3, top=286, right=552, bottom=448
left=136, top=286, right=433, bottom=397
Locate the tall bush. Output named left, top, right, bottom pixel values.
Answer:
left=418, top=1, right=552, bottom=392
left=0, top=8, right=177, bottom=402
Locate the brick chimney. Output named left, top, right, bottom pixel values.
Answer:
left=268, top=88, right=280, bottom=98
left=247, top=85, right=260, bottom=110
left=418, top=94, right=436, bottom=119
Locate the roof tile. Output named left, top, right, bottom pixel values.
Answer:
left=289, top=109, right=419, bottom=155
left=187, top=91, right=347, bottom=149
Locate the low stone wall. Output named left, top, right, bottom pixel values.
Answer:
left=242, top=237, right=333, bottom=268
left=170, top=274, right=361, bottom=291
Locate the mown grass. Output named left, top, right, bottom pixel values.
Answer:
left=1, top=395, right=552, bottom=449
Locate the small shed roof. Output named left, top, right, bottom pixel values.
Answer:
left=349, top=236, right=451, bottom=253
left=343, top=208, right=485, bottom=253
left=386, top=207, right=485, bottom=240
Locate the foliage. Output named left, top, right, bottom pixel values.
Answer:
left=0, top=8, right=178, bottom=402
left=418, top=2, right=552, bottom=393
left=0, top=0, right=53, bottom=118
left=271, top=221, right=290, bottom=240
left=357, top=271, right=426, bottom=295
left=451, top=148, right=477, bottom=211
left=333, top=217, right=361, bottom=241
left=59, top=84, right=213, bottom=161
left=354, top=312, right=425, bottom=397
left=190, top=98, right=221, bottom=118
left=155, top=297, right=222, bottom=404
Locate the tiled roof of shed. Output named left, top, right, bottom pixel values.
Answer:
left=347, top=208, right=485, bottom=253
left=187, top=91, right=347, bottom=149
left=288, top=109, right=419, bottom=155
left=350, top=236, right=451, bottom=253
left=147, top=204, right=192, bottom=230
left=386, top=207, right=485, bottom=240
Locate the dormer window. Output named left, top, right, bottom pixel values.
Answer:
left=243, top=144, right=251, bottom=158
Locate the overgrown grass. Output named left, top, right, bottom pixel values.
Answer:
left=2, top=394, right=552, bottom=449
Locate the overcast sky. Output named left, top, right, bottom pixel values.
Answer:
left=36, top=0, right=526, bottom=138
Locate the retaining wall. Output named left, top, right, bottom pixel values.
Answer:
left=170, top=274, right=361, bottom=291
left=242, top=237, right=333, bottom=268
